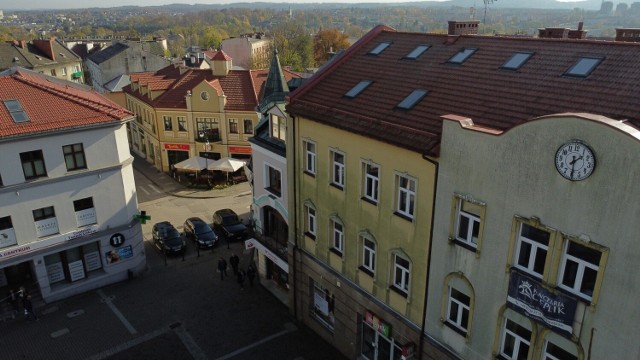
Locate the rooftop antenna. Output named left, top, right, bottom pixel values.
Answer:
left=483, top=0, right=497, bottom=34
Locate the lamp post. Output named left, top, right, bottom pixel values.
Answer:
left=204, top=140, right=212, bottom=186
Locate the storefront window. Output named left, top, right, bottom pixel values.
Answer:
left=44, top=242, right=103, bottom=285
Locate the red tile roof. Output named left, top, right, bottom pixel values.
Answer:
left=0, top=68, right=133, bottom=138
left=287, top=25, right=640, bottom=156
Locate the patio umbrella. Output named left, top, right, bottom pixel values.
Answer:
left=207, top=157, right=247, bottom=182
left=173, top=156, right=208, bottom=171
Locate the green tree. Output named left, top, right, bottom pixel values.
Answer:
left=314, top=28, right=350, bottom=65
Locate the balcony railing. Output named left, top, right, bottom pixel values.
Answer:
left=72, top=71, right=83, bottom=79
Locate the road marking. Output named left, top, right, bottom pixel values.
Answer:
left=97, top=289, right=137, bottom=335
left=85, top=327, right=169, bottom=360
left=174, top=324, right=208, bottom=360
left=215, top=323, right=297, bottom=360
left=138, top=186, right=150, bottom=195
left=148, top=184, right=161, bottom=193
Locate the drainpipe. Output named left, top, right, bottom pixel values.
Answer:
left=290, top=114, right=298, bottom=319
left=418, top=154, right=438, bottom=359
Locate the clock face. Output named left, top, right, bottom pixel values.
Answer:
left=555, top=141, right=595, bottom=181
left=200, top=91, right=209, bottom=100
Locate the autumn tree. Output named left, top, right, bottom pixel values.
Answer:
left=269, top=21, right=314, bottom=72
left=313, top=28, right=350, bottom=65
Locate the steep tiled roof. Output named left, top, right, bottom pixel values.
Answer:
left=287, top=25, right=640, bottom=156
left=124, top=64, right=260, bottom=111
left=0, top=39, right=81, bottom=71
left=0, top=68, right=133, bottom=138
left=86, top=42, right=129, bottom=64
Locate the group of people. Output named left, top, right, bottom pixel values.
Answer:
left=217, top=253, right=257, bottom=290
left=7, top=286, right=38, bottom=321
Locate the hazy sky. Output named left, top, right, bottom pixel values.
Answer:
left=0, top=0, right=587, bottom=11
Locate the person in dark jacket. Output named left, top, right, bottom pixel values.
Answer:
left=217, top=257, right=228, bottom=280
left=237, top=269, right=246, bottom=290
left=229, top=253, right=240, bottom=276
left=23, top=295, right=38, bottom=321
left=246, top=264, right=256, bottom=287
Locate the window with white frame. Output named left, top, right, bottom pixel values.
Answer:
left=543, top=340, right=578, bottom=360
left=499, top=319, right=531, bottom=360
left=229, top=118, right=239, bottom=134
left=20, top=150, right=47, bottom=179
left=63, top=143, right=87, bottom=171
left=514, top=223, right=550, bottom=279
left=304, top=140, right=316, bottom=176
left=270, top=114, right=286, bottom=141
left=362, top=162, right=379, bottom=203
left=446, top=287, right=470, bottom=335
left=330, top=218, right=344, bottom=255
left=73, top=197, right=96, bottom=227
left=558, top=240, right=601, bottom=301
left=0, top=216, right=16, bottom=248
left=395, top=174, right=416, bottom=219
left=392, top=253, right=410, bottom=295
left=243, top=119, right=253, bottom=134
left=177, top=116, right=187, bottom=131
left=312, top=280, right=335, bottom=329
left=361, top=235, right=376, bottom=274
left=305, top=203, right=316, bottom=239
left=163, top=115, right=173, bottom=131
left=453, top=197, right=482, bottom=249
left=33, top=206, right=58, bottom=238
left=265, top=164, right=282, bottom=197
left=331, top=150, right=345, bottom=188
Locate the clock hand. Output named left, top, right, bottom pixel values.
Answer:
left=570, top=155, right=577, bottom=179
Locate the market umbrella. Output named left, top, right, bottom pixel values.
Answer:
left=207, top=157, right=247, bottom=181
left=173, top=156, right=208, bottom=171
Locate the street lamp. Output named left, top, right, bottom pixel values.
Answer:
left=204, top=140, right=211, bottom=186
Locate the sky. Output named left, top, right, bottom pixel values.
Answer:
left=0, top=0, right=588, bottom=11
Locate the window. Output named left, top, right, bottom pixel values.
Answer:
left=404, top=45, right=430, bottom=59
left=368, top=42, right=391, bottom=55
left=446, top=287, right=470, bottom=335
left=20, top=150, right=47, bottom=179
left=50, top=69, right=57, bottom=76
left=543, top=341, right=577, bottom=360
left=501, top=52, right=533, bottom=70
left=330, top=218, right=344, bottom=255
left=396, top=174, right=416, bottom=219
left=243, top=119, right=253, bottom=134
left=558, top=240, right=601, bottom=300
left=564, top=57, right=602, bottom=77
left=63, top=143, right=87, bottom=171
left=270, top=114, right=286, bottom=141
left=360, top=234, right=376, bottom=274
left=229, top=118, right=239, bottom=134
left=61, top=67, right=67, bottom=75
left=4, top=99, right=29, bottom=123
left=448, top=48, right=477, bottom=64
left=396, top=89, right=428, bottom=110
left=392, top=253, right=410, bottom=295
left=163, top=116, right=173, bottom=131
left=345, top=80, right=373, bottom=98
left=304, top=140, right=316, bottom=176
left=74, top=197, right=96, bottom=226
left=305, top=203, right=316, bottom=239
left=196, top=117, right=219, bottom=142
left=312, top=281, right=335, bottom=329
left=453, top=197, right=483, bottom=249
left=266, top=164, right=282, bottom=197
left=177, top=116, right=187, bottom=132
left=330, top=150, right=345, bottom=189
left=33, top=206, right=58, bottom=237
left=499, top=319, right=531, bottom=360
left=514, top=223, right=550, bottom=279
left=362, top=162, right=379, bottom=203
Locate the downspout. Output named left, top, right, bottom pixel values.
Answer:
left=418, top=154, right=438, bottom=359
left=291, top=114, right=298, bottom=319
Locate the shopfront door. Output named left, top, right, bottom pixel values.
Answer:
left=360, top=322, right=402, bottom=360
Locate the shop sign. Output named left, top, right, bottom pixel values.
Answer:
left=110, top=233, right=125, bottom=247
left=105, top=245, right=133, bottom=264
left=0, top=225, right=99, bottom=260
left=365, top=310, right=391, bottom=337
left=244, top=238, right=289, bottom=272
left=68, top=260, right=86, bottom=282
left=75, top=208, right=97, bottom=227
left=84, top=251, right=102, bottom=271
left=0, top=228, right=17, bottom=248
left=47, top=262, right=65, bottom=283
left=164, top=143, right=190, bottom=150
left=507, top=271, right=577, bottom=336
left=35, top=217, right=59, bottom=238
left=229, top=146, right=252, bottom=154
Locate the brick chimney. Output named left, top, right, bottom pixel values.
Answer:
left=538, top=22, right=587, bottom=39
left=615, top=28, right=640, bottom=43
left=448, top=20, right=480, bottom=36
left=32, top=37, right=56, bottom=61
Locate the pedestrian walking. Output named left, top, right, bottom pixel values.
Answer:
left=246, top=264, right=256, bottom=287
left=237, top=269, right=246, bottom=290
left=217, top=257, right=228, bottom=280
left=229, top=253, right=240, bottom=275
left=23, top=295, right=38, bottom=321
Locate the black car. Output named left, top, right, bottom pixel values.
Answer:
left=151, top=221, right=186, bottom=255
left=183, top=217, right=218, bottom=248
left=212, top=209, right=248, bottom=241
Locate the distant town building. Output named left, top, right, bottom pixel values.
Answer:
left=0, top=68, right=145, bottom=304
left=221, top=33, right=271, bottom=70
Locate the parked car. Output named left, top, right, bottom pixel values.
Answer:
left=183, top=217, right=218, bottom=248
left=212, top=208, right=248, bottom=241
left=151, top=221, right=186, bottom=255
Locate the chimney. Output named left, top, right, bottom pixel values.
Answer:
left=447, top=20, right=480, bottom=36
left=32, top=38, right=56, bottom=61
left=578, top=21, right=584, bottom=31
left=615, top=28, right=640, bottom=43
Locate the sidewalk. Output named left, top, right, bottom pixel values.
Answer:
left=132, top=154, right=251, bottom=199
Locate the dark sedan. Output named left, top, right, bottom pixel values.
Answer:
left=152, top=221, right=186, bottom=255
left=183, top=217, right=218, bottom=248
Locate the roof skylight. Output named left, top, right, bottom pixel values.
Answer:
left=404, top=45, right=431, bottom=60
left=396, top=89, right=428, bottom=110
left=345, top=80, right=373, bottom=98
left=368, top=42, right=391, bottom=55
left=501, top=52, right=533, bottom=70
left=3, top=99, right=29, bottom=123
left=448, top=48, right=477, bottom=64
left=564, top=57, right=603, bottom=77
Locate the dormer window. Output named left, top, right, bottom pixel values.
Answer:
left=396, top=89, right=428, bottom=110
left=345, top=80, right=373, bottom=98
left=564, top=57, right=603, bottom=78
left=404, top=45, right=430, bottom=60
left=3, top=100, right=29, bottom=123
left=270, top=114, right=286, bottom=142
left=368, top=42, right=391, bottom=55
left=448, top=48, right=477, bottom=64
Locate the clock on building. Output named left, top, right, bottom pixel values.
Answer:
left=200, top=91, right=209, bottom=100
left=555, top=140, right=596, bottom=181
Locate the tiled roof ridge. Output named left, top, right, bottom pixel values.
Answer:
left=13, top=74, right=131, bottom=120
left=288, top=24, right=395, bottom=102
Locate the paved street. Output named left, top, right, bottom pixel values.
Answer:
left=0, top=156, right=346, bottom=360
